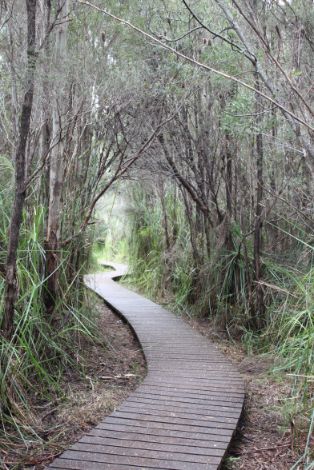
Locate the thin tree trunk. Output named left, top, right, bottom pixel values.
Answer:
left=158, top=180, right=171, bottom=251
left=253, top=71, right=265, bottom=327
left=1, top=0, right=37, bottom=339
left=40, top=0, right=52, bottom=210
left=44, top=0, right=69, bottom=315
left=181, top=189, right=201, bottom=267
left=224, top=132, right=234, bottom=253
left=8, top=22, right=19, bottom=148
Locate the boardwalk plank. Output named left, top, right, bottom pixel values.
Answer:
left=78, top=435, right=226, bottom=456
left=54, top=453, right=214, bottom=469
left=119, top=404, right=239, bottom=421
left=67, top=444, right=221, bottom=464
left=90, top=423, right=232, bottom=443
left=87, top=428, right=228, bottom=449
left=110, top=410, right=237, bottom=428
left=50, top=459, right=215, bottom=470
left=47, top=262, right=244, bottom=470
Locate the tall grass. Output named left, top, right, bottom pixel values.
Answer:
left=0, top=161, right=99, bottom=451
left=127, top=188, right=255, bottom=326
left=264, top=260, right=314, bottom=385
left=264, top=262, right=314, bottom=468
left=127, top=187, right=167, bottom=297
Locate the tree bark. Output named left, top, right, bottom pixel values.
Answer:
left=158, top=180, right=171, bottom=251
left=44, top=0, right=69, bottom=315
left=1, top=0, right=37, bottom=339
left=253, top=71, right=265, bottom=327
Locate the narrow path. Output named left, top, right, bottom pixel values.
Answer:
left=48, top=262, right=244, bottom=470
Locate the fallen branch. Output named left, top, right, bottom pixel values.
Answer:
left=100, top=373, right=136, bottom=380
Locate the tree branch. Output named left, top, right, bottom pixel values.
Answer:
left=78, top=0, right=313, bottom=133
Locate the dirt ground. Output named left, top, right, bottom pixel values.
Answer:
left=186, top=317, right=313, bottom=470
left=2, top=297, right=146, bottom=469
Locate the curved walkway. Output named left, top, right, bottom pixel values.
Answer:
left=48, top=262, right=244, bottom=470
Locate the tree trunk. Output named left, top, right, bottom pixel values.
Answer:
left=224, top=132, right=234, bottom=253
left=44, top=0, right=69, bottom=315
left=158, top=179, right=171, bottom=251
left=40, top=0, right=52, bottom=210
left=1, top=0, right=37, bottom=339
left=253, top=71, right=265, bottom=327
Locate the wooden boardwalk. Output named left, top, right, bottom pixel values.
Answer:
left=48, top=262, right=244, bottom=470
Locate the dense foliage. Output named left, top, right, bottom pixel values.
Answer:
left=0, top=0, right=313, bottom=467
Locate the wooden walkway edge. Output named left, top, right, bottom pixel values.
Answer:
left=47, top=262, right=244, bottom=470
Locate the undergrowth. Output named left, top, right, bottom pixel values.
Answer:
left=0, top=163, right=101, bottom=461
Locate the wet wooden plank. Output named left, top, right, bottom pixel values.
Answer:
left=47, top=262, right=244, bottom=470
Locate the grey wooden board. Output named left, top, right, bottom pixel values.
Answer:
left=47, top=262, right=244, bottom=470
